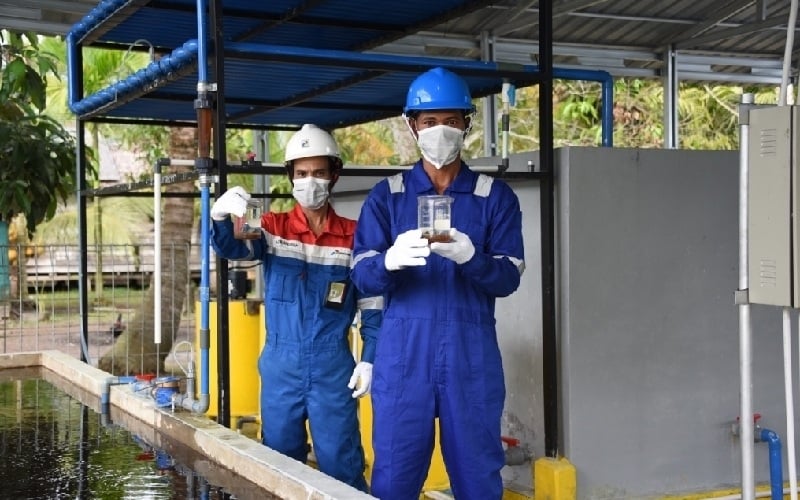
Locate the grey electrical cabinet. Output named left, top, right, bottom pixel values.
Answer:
left=748, top=105, right=800, bottom=306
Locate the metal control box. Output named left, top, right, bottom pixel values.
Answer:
left=748, top=106, right=798, bottom=306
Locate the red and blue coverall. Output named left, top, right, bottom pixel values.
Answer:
left=211, top=204, right=381, bottom=492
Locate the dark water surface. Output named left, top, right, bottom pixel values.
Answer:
left=0, top=375, right=276, bottom=499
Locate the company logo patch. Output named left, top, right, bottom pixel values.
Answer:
left=301, top=139, right=310, bottom=148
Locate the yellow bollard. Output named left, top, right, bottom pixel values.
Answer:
left=534, top=457, right=576, bottom=500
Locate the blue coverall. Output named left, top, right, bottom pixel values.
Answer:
left=351, top=161, right=525, bottom=500
left=211, top=204, right=382, bottom=492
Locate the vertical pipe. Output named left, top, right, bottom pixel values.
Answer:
left=210, top=0, right=231, bottom=428
left=481, top=30, right=497, bottom=157
left=601, top=75, right=613, bottom=148
left=739, top=92, right=754, bottom=500
left=779, top=0, right=798, bottom=107
left=154, top=162, right=162, bottom=346
left=663, top=44, right=679, bottom=149
left=759, top=428, right=784, bottom=500
left=195, top=0, right=212, bottom=408
left=781, top=5, right=799, bottom=496
left=539, top=0, right=558, bottom=459
left=76, top=120, right=91, bottom=365
left=253, top=131, right=270, bottom=298
left=784, top=308, right=798, bottom=500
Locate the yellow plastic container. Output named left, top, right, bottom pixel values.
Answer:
left=195, top=300, right=263, bottom=426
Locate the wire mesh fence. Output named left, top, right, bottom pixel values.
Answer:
left=0, top=242, right=209, bottom=375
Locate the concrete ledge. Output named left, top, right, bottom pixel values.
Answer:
left=0, top=351, right=376, bottom=500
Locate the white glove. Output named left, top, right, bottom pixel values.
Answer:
left=430, top=228, right=475, bottom=265
left=211, top=186, right=251, bottom=221
left=384, top=229, right=430, bottom=271
left=348, top=361, right=373, bottom=398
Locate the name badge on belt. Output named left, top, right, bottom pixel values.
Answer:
left=325, top=281, right=348, bottom=309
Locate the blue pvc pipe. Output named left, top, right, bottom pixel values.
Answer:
left=553, top=67, right=614, bottom=147
left=196, top=0, right=210, bottom=400
left=196, top=0, right=208, bottom=83
left=199, top=185, right=210, bottom=398
left=66, top=26, right=615, bottom=147
left=760, top=428, right=783, bottom=500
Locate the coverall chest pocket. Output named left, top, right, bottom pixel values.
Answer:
left=312, top=266, right=351, bottom=307
left=266, top=259, right=305, bottom=304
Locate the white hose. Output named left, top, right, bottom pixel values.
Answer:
left=171, top=340, right=195, bottom=377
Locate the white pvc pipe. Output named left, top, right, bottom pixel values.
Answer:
left=779, top=0, right=798, bottom=106
left=785, top=307, right=798, bottom=500
left=154, top=168, right=162, bottom=345
left=167, top=159, right=195, bottom=167
left=781, top=4, right=799, bottom=496
left=739, top=92, right=754, bottom=500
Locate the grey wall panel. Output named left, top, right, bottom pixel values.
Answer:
left=557, top=146, right=791, bottom=497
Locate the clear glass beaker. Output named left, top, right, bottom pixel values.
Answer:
left=417, top=195, right=453, bottom=243
left=234, top=201, right=262, bottom=240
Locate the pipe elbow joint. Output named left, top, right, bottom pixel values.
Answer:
left=176, top=393, right=209, bottom=414
left=759, top=428, right=781, bottom=446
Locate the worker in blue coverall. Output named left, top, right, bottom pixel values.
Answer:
left=351, top=67, right=525, bottom=500
left=208, top=124, right=382, bottom=492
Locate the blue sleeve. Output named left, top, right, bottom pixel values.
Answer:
left=351, top=182, right=402, bottom=296
left=210, top=219, right=267, bottom=261
left=355, top=293, right=382, bottom=363
left=459, top=181, right=525, bottom=297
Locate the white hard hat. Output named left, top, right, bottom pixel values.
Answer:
left=284, top=124, right=340, bottom=162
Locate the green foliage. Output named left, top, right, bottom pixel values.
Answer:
left=0, top=32, right=82, bottom=235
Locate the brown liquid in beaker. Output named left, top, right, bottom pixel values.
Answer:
left=234, top=230, right=262, bottom=240
left=234, top=218, right=261, bottom=240
left=422, top=231, right=452, bottom=243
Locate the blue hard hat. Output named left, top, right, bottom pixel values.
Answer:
left=403, top=67, right=475, bottom=114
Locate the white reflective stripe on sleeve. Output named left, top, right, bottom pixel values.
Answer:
left=494, top=254, right=525, bottom=275
left=357, top=295, right=384, bottom=310
left=474, top=174, right=493, bottom=197
left=352, top=250, right=380, bottom=268
left=388, top=173, right=405, bottom=194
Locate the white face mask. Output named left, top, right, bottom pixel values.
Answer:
left=416, top=124, right=464, bottom=169
left=292, top=177, right=331, bottom=210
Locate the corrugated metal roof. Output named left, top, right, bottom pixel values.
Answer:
left=3, top=0, right=795, bottom=128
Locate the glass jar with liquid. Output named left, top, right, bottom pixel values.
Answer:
left=418, top=195, right=453, bottom=243
left=234, top=201, right=262, bottom=240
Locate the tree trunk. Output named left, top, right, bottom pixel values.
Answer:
left=98, top=127, right=196, bottom=375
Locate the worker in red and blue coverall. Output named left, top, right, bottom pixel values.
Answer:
left=209, top=124, right=381, bottom=492
left=351, top=67, right=525, bottom=500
